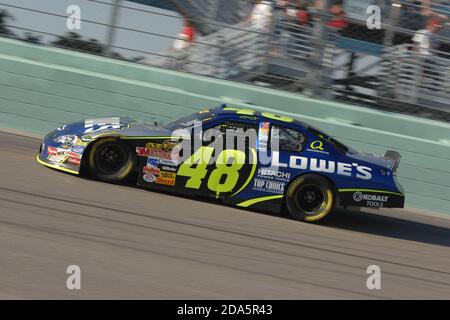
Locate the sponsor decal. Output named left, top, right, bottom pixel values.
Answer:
left=67, top=157, right=81, bottom=165
left=81, top=135, right=93, bottom=142
left=47, top=146, right=68, bottom=163
left=48, top=146, right=82, bottom=160
left=260, top=121, right=270, bottom=133
left=55, top=135, right=79, bottom=146
left=136, top=147, right=149, bottom=157
left=257, top=168, right=290, bottom=182
left=75, top=140, right=88, bottom=147
left=306, top=140, right=329, bottom=155
left=47, top=146, right=58, bottom=156
left=160, top=158, right=179, bottom=166
left=146, top=157, right=159, bottom=168
left=353, top=191, right=389, bottom=208
left=258, top=121, right=270, bottom=152
left=71, top=146, right=85, bottom=154
left=271, top=152, right=372, bottom=180
left=154, top=170, right=176, bottom=185
left=353, top=191, right=363, bottom=202
left=310, top=140, right=324, bottom=151
left=161, top=166, right=177, bottom=172
left=162, top=140, right=178, bottom=152
left=136, top=147, right=178, bottom=160
left=159, top=171, right=176, bottom=179
left=353, top=192, right=388, bottom=203
left=66, top=151, right=82, bottom=159
left=253, top=178, right=285, bottom=194
left=145, top=142, right=162, bottom=150
left=156, top=176, right=176, bottom=186
left=143, top=166, right=160, bottom=175
left=143, top=173, right=156, bottom=183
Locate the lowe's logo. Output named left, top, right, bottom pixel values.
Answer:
left=271, top=152, right=372, bottom=180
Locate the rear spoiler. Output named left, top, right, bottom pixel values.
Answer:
left=384, top=150, right=401, bottom=171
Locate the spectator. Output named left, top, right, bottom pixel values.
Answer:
left=327, top=1, right=348, bottom=32
left=248, top=0, right=273, bottom=32
left=400, top=1, right=427, bottom=31
left=412, top=18, right=442, bottom=55
left=412, top=18, right=444, bottom=90
left=172, top=18, right=196, bottom=51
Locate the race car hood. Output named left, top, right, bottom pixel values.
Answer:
left=48, top=117, right=171, bottom=140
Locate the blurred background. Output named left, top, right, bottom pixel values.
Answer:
left=0, top=0, right=449, bottom=121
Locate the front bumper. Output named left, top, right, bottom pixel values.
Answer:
left=36, top=140, right=82, bottom=175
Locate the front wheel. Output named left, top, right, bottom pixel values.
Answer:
left=88, top=138, right=135, bottom=183
left=285, top=174, right=335, bottom=222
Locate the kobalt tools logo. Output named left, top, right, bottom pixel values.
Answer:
left=353, top=192, right=363, bottom=202
left=353, top=192, right=389, bottom=203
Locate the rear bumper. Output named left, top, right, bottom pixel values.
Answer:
left=338, top=189, right=405, bottom=209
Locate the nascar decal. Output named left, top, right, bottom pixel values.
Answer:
left=271, top=151, right=372, bottom=180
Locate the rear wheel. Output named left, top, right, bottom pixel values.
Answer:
left=285, top=174, right=335, bottom=222
left=88, top=138, right=135, bottom=183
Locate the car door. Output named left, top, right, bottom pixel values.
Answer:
left=176, top=119, right=259, bottom=200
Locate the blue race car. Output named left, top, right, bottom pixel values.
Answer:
left=37, top=105, right=405, bottom=222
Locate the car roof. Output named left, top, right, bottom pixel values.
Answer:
left=210, top=105, right=309, bottom=130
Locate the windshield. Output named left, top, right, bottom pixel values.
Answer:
left=164, top=110, right=213, bottom=131
left=307, top=126, right=355, bottom=154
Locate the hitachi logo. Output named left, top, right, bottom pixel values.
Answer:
left=258, top=168, right=291, bottom=180
left=271, top=151, right=373, bottom=180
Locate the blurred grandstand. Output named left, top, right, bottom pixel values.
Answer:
left=0, top=0, right=449, bottom=121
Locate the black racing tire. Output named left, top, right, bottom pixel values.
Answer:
left=88, top=138, right=135, bottom=183
left=285, top=174, right=335, bottom=222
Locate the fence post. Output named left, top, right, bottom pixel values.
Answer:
left=305, top=0, right=331, bottom=98
left=383, top=1, right=401, bottom=46
left=104, top=0, right=123, bottom=57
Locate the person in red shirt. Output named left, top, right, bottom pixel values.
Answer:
left=172, top=18, right=196, bottom=51
left=296, top=2, right=310, bottom=26
left=327, top=2, right=348, bottom=31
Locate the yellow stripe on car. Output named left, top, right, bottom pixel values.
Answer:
left=236, top=195, right=283, bottom=208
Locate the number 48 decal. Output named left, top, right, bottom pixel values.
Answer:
left=178, top=146, right=246, bottom=198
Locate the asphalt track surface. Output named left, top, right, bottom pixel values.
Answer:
left=0, top=131, right=449, bottom=299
